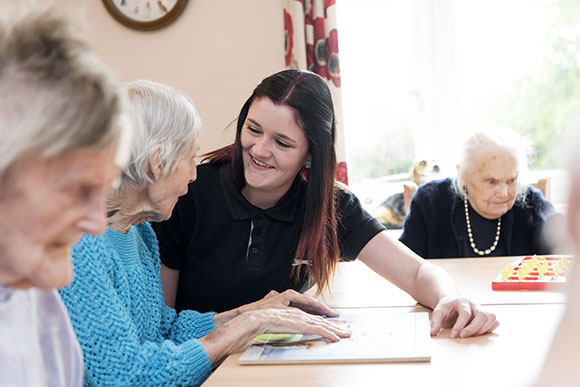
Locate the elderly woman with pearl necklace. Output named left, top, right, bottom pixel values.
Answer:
left=400, top=127, right=555, bottom=258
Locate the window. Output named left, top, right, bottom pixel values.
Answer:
left=337, top=0, right=579, bottom=211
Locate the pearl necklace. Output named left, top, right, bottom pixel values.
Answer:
left=464, top=197, right=501, bottom=256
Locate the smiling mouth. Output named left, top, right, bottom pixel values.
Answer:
left=250, top=155, right=274, bottom=169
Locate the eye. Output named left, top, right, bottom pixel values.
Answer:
left=79, top=185, right=97, bottom=201
left=488, top=179, right=497, bottom=186
left=64, top=184, right=95, bottom=202
left=276, top=140, right=291, bottom=148
left=246, top=125, right=260, bottom=134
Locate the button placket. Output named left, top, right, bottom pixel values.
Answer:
left=246, top=213, right=267, bottom=268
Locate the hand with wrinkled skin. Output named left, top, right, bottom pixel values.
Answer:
left=200, top=307, right=351, bottom=367
left=242, top=289, right=340, bottom=316
left=430, top=296, right=499, bottom=338
left=213, top=289, right=339, bottom=328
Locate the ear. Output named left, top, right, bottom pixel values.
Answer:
left=148, top=147, right=163, bottom=181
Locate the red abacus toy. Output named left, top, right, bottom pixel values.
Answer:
left=492, top=255, right=573, bottom=290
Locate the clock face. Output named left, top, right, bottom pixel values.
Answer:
left=113, top=0, right=179, bottom=22
left=103, top=0, right=189, bottom=31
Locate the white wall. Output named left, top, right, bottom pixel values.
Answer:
left=62, top=0, right=286, bottom=155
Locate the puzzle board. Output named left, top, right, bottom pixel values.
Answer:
left=491, top=255, right=573, bottom=290
left=238, top=311, right=431, bottom=365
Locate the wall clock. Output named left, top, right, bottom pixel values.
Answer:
left=102, top=0, right=189, bottom=31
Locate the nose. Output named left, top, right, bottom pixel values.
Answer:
left=496, top=183, right=509, bottom=198
left=77, top=195, right=107, bottom=236
left=252, top=136, right=270, bottom=158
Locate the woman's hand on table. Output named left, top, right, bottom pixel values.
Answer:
left=241, top=308, right=351, bottom=343
left=430, top=296, right=499, bottom=338
left=242, top=289, right=340, bottom=317
left=213, top=289, right=339, bottom=329
left=201, top=307, right=351, bottom=366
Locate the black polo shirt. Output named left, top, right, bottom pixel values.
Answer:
left=153, top=162, right=384, bottom=313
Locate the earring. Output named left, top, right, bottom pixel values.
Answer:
left=463, top=186, right=468, bottom=195
left=305, top=160, right=311, bottom=169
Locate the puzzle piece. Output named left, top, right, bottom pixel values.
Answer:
left=501, top=264, right=514, bottom=281
left=537, top=261, right=548, bottom=277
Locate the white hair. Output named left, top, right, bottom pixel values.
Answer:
left=120, top=80, right=202, bottom=187
left=454, top=126, right=532, bottom=204
left=0, top=4, right=131, bottom=178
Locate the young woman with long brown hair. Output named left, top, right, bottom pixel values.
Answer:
left=154, top=69, right=499, bottom=339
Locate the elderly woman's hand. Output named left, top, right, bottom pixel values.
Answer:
left=430, top=296, right=499, bottom=338
left=243, top=289, right=340, bottom=317
left=242, top=308, right=350, bottom=342
left=200, top=308, right=351, bottom=366
left=213, top=289, right=339, bottom=328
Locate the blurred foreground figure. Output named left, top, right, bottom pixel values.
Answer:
left=0, top=4, right=130, bottom=386
left=534, top=130, right=580, bottom=387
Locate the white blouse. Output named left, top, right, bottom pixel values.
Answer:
left=0, top=285, right=83, bottom=387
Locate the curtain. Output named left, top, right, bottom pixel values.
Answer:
left=283, top=0, right=348, bottom=185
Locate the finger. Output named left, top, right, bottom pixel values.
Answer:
left=289, top=300, right=339, bottom=317
left=476, top=313, right=497, bottom=336
left=317, top=318, right=351, bottom=338
left=474, top=314, right=498, bottom=335
left=264, top=321, right=342, bottom=342
left=271, top=311, right=350, bottom=342
left=430, top=306, right=447, bottom=336
left=487, top=320, right=500, bottom=333
left=288, top=311, right=350, bottom=337
left=450, top=302, right=473, bottom=338
left=304, top=316, right=351, bottom=341
left=264, top=290, right=280, bottom=299
left=307, top=326, right=341, bottom=342
left=287, top=295, right=339, bottom=317
left=458, top=310, right=488, bottom=338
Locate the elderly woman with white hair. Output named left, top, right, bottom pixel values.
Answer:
left=400, top=127, right=555, bottom=258
left=59, top=80, right=350, bottom=386
left=0, top=5, right=130, bottom=386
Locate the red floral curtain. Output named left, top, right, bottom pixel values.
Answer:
left=283, top=0, right=348, bottom=185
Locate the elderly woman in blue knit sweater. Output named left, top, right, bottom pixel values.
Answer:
left=400, top=127, right=555, bottom=258
left=59, top=80, right=350, bottom=386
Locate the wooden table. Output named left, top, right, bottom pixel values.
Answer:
left=204, top=304, right=563, bottom=387
left=203, top=257, right=567, bottom=386
left=308, top=257, right=566, bottom=308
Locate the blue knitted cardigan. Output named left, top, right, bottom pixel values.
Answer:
left=59, top=222, right=215, bottom=386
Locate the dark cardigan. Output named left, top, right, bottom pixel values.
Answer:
left=399, top=178, right=554, bottom=258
